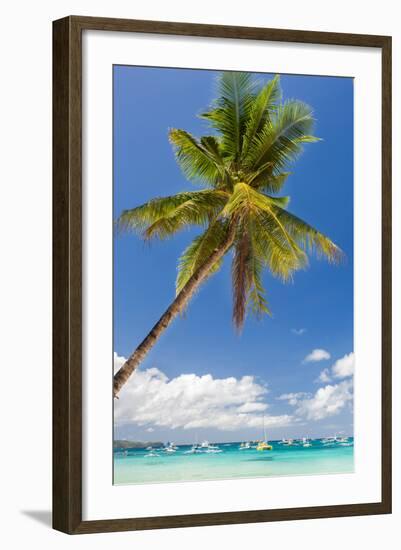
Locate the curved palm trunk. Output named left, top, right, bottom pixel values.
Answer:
left=113, top=224, right=236, bottom=397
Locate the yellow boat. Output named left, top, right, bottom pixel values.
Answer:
left=256, top=441, right=273, bottom=451
left=256, top=416, right=273, bottom=451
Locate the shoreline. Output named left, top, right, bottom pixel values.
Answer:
left=113, top=438, right=354, bottom=485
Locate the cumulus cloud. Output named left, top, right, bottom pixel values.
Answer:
left=114, top=354, right=294, bottom=431
left=277, top=392, right=311, bottom=406
left=332, top=352, right=354, bottom=379
left=303, top=348, right=331, bottom=363
left=315, top=368, right=332, bottom=384
left=291, top=328, right=306, bottom=336
left=282, top=352, right=354, bottom=420
left=237, top=402, right=268, bottom=413
left=294, top=379, right=353, bottom=421
left=315, top=352, right=354, bottom=383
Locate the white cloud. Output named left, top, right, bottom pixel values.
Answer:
left=281, top=352, right=354, bottom=421
left=332, top=352, right=354, bottom=379
left=114, top=352, right=126, bottom=372
left=237, top=402, right=268, bottom=413
left=315, top=368, right=332, bottom=383
left=314, top=352, right=354, bottom=383
left=277, top=392, right=311, bottom=406
left=303, top=348, right=331, bottom=363
left=114, top=354, right=294, bottom=431
left=291, top=328, right=306, bottom=336
left=294, top=380, right=353, bottom=421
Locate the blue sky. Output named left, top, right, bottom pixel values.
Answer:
left=113, top=66, right=354, bottom=443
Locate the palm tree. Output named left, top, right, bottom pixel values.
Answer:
left=113, top=72, right=342, bottom=397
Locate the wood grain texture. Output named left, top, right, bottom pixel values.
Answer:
left=70, top=15, right=389, bottom=47
left=381, top=36, right=392, bottom=514
left=52, top=15, right=392, bottom=534
left=52, top=16, right=82, bottom=534
left=75, top=502, right=389, bottom=534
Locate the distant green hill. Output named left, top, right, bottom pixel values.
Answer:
left=114, top=440, right=163, bottom=449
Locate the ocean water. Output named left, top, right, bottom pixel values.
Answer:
left=114, top=438, right=354, bottom=485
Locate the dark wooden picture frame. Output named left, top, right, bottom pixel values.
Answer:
left=53, top=15, right=392, bottom=534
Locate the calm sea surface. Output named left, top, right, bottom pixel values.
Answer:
left=114, top=438, right=354, bottom=485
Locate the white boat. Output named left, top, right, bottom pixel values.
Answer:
left=322, top=434, right=351, bottom=445
left=184, top=444, right=202, bottom=454
left=193, top=440, right=221, bottom=453
left=145, top=451, right=159, bottom=457
left=239, top=442, right=251, bottom=450
left=282, top=438, right=294, bottom=446
left=302, top=437, right=312, bottom=447
left=163, top=441, right=178, bottom=453
left=204, top=442, right=222, bottom=452
left=322, top=435, right=338, bottom=445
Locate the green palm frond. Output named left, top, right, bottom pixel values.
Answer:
left=117, top=189, right=228, bottom=239
left=221, top=180, right=254, bottom=217
left=264, top=194, right=290, bottom=209
left=251, top=188, right=340, bottom=267
left=199, top=72, right=257, bottom=160
left=241, top=75, right=281, bottom=160
left=223, top=183, right=301, bottom=285
left=251, top=209, right=308, bottom=281
left=270, top=206, right=343, bottom=263
left=244, top=100, right=320, bottom=172
left=221, top=182, right=289, bottom=218
left=169, top=129, right=227, bottom=186
left=199, top=135, right=222, bottom=157
left=249, top=169, right=291, bottom=193
left=176, top=219, right=230, bottom=294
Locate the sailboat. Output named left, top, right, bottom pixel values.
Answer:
left=184, top=434, right=203, bottom=454
left=256, top=416, right=273, bottom=451
left=184, top=443, right=202, bottom=454
left=204, top=445, right=222, bottom=454
left=163, top=441, right=178, bottom=453
left=322, top=435, right=339, bottom=446
left=200, top=441, right=222, bottom=453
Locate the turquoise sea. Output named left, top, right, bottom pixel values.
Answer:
left=114, top=438, right=354, bottom=485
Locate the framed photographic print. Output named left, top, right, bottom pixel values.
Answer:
left=53, top=16, right=392, bottom=534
